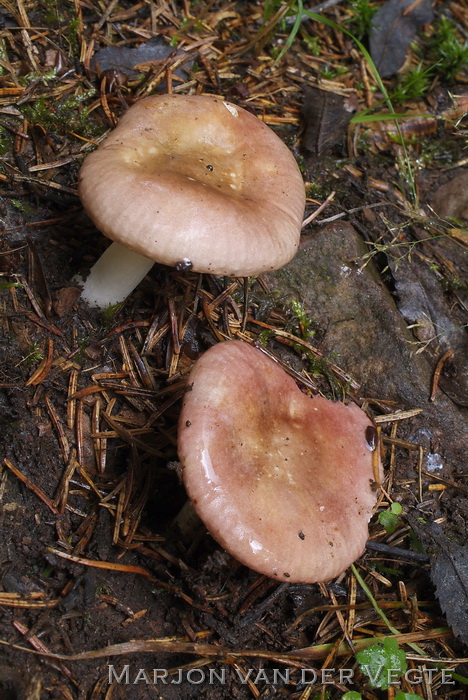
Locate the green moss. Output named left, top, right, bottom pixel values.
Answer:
left=19, top=343, right=45, bottom=367
left=295, top=153, right=307, bottom=174
left=0, top=126, right=13, bottom=158
left=390, top=63, right=431, bottom=104
left=42, top=0, right=67, bottom=26
left=287, top=299, right=315, bottom=340
left=417, top=137, right=462, bottom=169
left=300, top=31, right=321, bottom=56
left=73, top=341, right=87, bottom=366
left=320, top=65, right=349, bottom=80
left=257, top=329, right=276, bottom=346
left=18, top=68, right=58, bottom=87
left=429, top=15, right=468, bottom=82
left=21, top=90, right=104, bottom=139
left=0, top=36, right=8, bottom=77
left=67, top=16, right=81, bottom=52
left=11, top=199, right=35, bottom=216
left=347, top=0, right=377, bottom=40
left=444, top=277, right=468, bottom=293
left=305, top=181, right=325, bottom=198
left=100, top=302, right=123, bottom=332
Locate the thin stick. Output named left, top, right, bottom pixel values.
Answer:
left=302, top=191, right=335, bottom=228
left=3, top=458, right=58, bottom=514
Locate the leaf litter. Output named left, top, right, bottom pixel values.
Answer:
left=369, top=0, right=434, bottom=77
left=0, top=0, right=467, bottom=698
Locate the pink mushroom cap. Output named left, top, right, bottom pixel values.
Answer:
left=78, top=94, right=306, bottom=277
left=178, top=341, right=381, bottom=583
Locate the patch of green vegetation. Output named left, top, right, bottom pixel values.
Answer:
left=429, top=15, right=468, bottom=82
left=67, top=16, right=81, bottom=52
left=320, top=64, right=349, bottom=80
left=17, top=343, right=44, bottom=367
left=74, top=335, right=92, bottom=364
left=18, top=68, right=58, bottom=87
left=0, top=36, right=8, bottom=77
left=263, top=0, right=297, bottom=27
left=417, top=137, right=461, bottom=169
left=257, top=328, right=276, bottom=346
left=42, top=0, right=67, bottom=26
left=101, top=302, right=123, bottom=332
left=295, top=152, right=307, bottom=175
left=0, top=127, right=13, bottom=158
left=305, top=181, right=325, bottom=198
left=288, top=299, right=315, bottom=340
left=390, top=63, right=432, bottom=104
left=378, top=501, right=403, bottom=534
left=370, top=561, right=403, bottom=578
left=270, top=45, right=282, bottom=60
left=443, top=277, right=468, bottom=294
left=41, top=563, right=54, bottom=578
left=0, top=282, right=23, bottom=291
left=21, top=90, right=103, bottom=139
left=300, top=30, right=321, bottom=56
left=11, top=199, right=35, bottom=216
left=356, top=637, right=407, bottom=690
left=307, top=354, right=332, bottom=379
left=262, top=0, right=304, bottom=63
left=383, top=18, right=466, bottom=104
left=270, top=8, right=419, bottom=203
left=346, top=0, right=377, bottom=40
left=282, top=300, right=344, bottom=392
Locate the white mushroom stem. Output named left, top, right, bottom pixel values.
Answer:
left=80, top=241, right=155, bottom=308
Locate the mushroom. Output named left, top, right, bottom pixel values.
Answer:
left=178, top=341, right=381, bottom=583
left=78, top=94, right=306, bottom=307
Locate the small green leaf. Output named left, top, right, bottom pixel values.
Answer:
left=356, top=637, right=407, bottom=689
left=395, top=693, right=424, bottom=700
left=378, top=502, right=402, bottom=533
left=0, top=282, right=23, bottom=290
left=342, top=693, right=362, bottom=700
left=378, top=510, right=399, bottom=534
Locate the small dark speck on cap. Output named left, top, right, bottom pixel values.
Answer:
left=298, top=531, right=305, bottom=540
left=185, top=420, right=191, bottom=427
left=284, top=572, right=291, bottom=578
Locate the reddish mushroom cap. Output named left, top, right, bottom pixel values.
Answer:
left=178, top=341, right=381, bottom=583
left=78, top=94, right=306, bottom=277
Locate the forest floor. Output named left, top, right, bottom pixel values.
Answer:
left=0, top=1, right=467, bottom=699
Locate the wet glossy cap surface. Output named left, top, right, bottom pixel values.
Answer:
left=178, top=341, right=381, bottom=582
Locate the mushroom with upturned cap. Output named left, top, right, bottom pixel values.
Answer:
left=178, top=341, right=382, bottom=583
left=78, top=94, right=306, bottom=307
